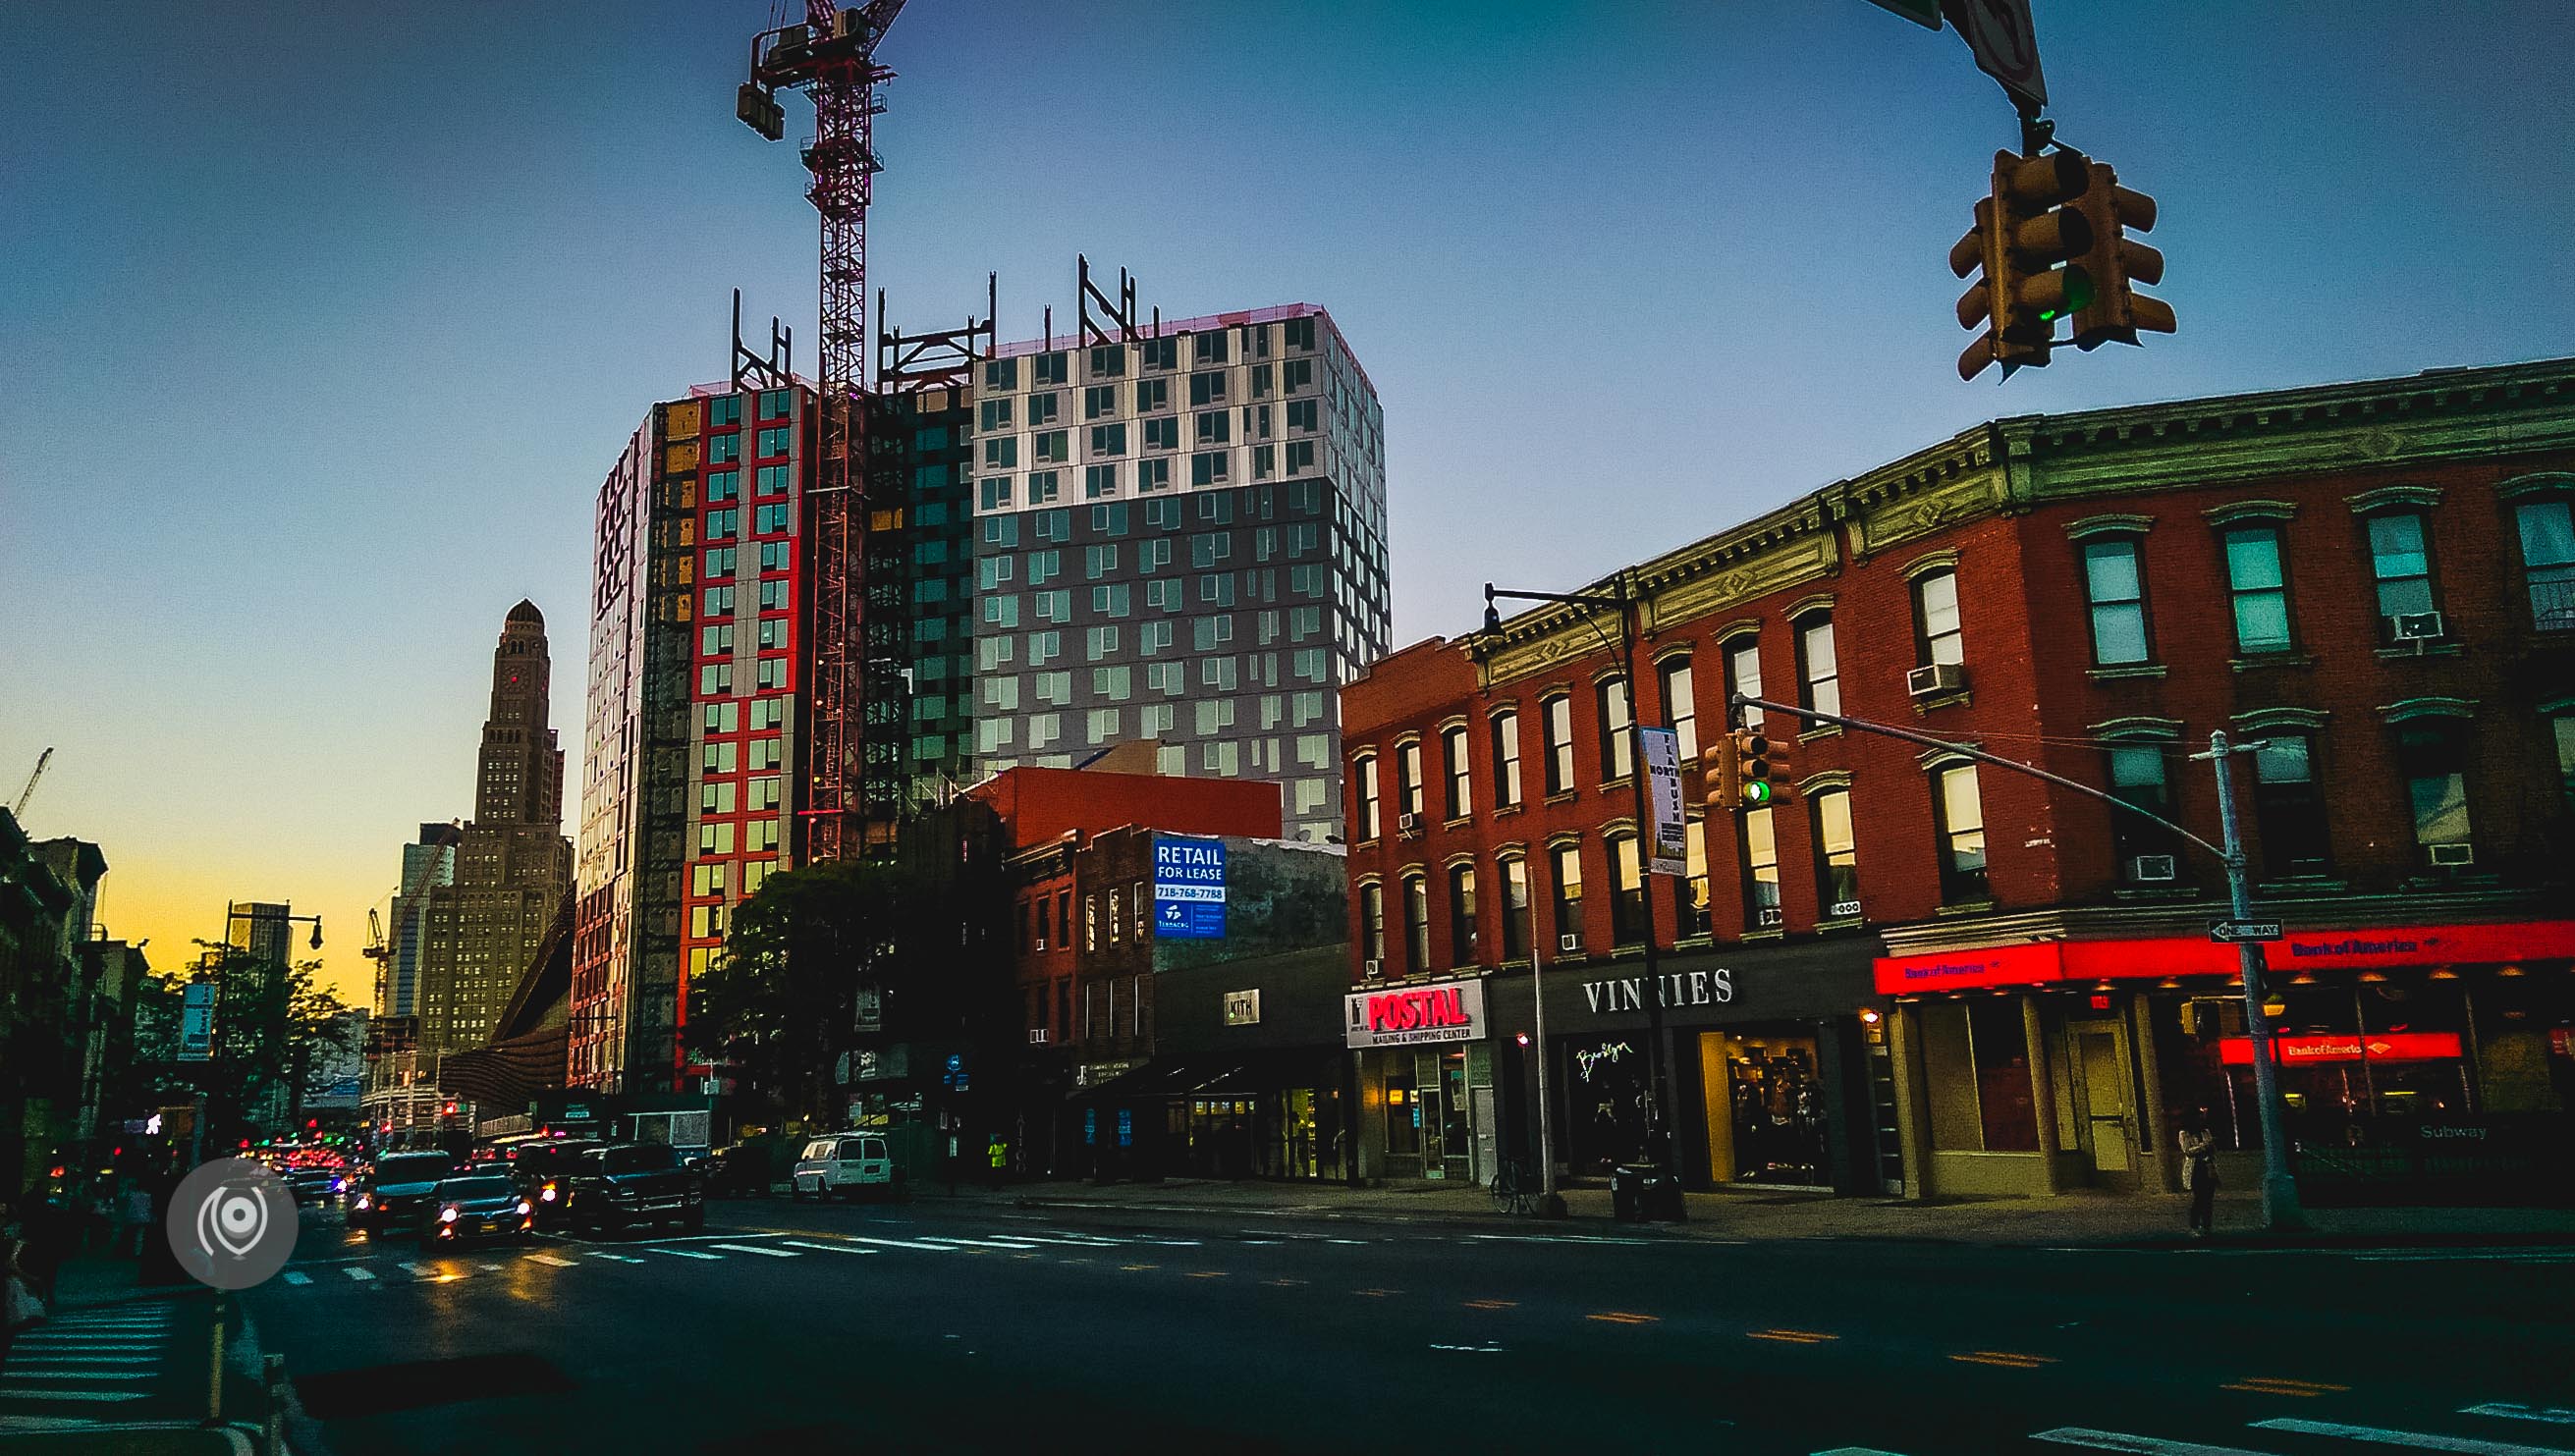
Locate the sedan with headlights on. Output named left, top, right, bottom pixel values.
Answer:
left=421, top=1175, right=538, bottom=1246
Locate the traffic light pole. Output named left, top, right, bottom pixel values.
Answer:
left=1728, top=694, right=2305, bottom=1233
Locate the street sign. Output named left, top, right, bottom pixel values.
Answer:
left=180, top=982, right=216, bottom=1061
left=1864, top=0, right=1942, bottom=27
left=1641, top=727, right=1686, bottom=875
left=2210, top=919, right=2285, bottom=944
left=1948, top=0, right=2047, bottom=110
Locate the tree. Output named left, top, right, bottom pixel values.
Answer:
left=683, top=860, right=915, bottom=1124
left=190, top=943, right=356, bottom=1143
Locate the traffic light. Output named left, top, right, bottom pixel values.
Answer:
left=1952, top=148, right=2096, bottom=380
left=1744, top=729, right=1795, bottom=805
left=1705, top=740, right=1743, bottom=812
left=2068, top=161, right=2176, bottom=351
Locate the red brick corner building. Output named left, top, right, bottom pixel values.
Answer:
left=1340, top=357, right=2575, bottom=1204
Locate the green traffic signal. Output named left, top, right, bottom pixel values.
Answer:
left=1743, top=780, right=1775, bottom=806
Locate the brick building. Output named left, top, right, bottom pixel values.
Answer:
left=1341, top=356, right=2575, bottom=1203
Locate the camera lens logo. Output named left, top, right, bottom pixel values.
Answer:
left=168, top=1157, right=298, bottom=1291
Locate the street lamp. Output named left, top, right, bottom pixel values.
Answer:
left=1480, top=574, right=1682, bottom=1217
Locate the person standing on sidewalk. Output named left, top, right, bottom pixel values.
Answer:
left=986, top=1134, right=1010, bottom=1188
left=115, top=1177, right=154, bottom=1258
left=2178, top=1109, right=2219, bottom=1238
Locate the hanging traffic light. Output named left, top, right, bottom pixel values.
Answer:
left=1752, top=731, right=1796, bottom=803
left=1705, top=740, right=1743, bottom=813
left=1952, top=148, right=2096, bottom=381
left=2069, top=161, right=2176, bottom=351
left=1737, top=727, right=1782, bottom=806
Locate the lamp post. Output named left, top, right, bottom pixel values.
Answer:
left=211, top=904, right=323, bottom=1155
left=1482, top=574, right=1681, bottom=1216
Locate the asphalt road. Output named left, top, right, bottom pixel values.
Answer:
left=237, top=1193, right=2575, bottom=1456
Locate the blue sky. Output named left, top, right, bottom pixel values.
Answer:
left=4, top=0, right=2569, bottom=1000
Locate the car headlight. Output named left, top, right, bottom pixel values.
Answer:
left=539, top=1185, right=556, bottom=1202
left=439, top=1207, right=459, bottom=1222
left=517, top=1201, right=531, bottom=1215
left=355, top=1195, right=371, bottom=1211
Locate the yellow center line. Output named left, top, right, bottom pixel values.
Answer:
left=1186, top=1271, right=1228, bottom=1279
left=1351, top=1288, right=1404, bottom=1298
left=1950, top=1351, right=2056, bottom=1369
left=1587, top=1312, right=1659, bottom=1325
left=1747, top=1328, right=1839, bottom=1344
left=1463, top=1299, right=1518, bottom=1311
left=1120, top=1264, right=1157, bottom=1271
left=1264, top=1277, right=1308, bottom=1287
left=2223, top=1376, right=2348, bottom=1396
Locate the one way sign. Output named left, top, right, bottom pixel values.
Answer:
left=2209, top=919, right=2284, bottom=944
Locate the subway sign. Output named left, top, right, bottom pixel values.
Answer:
left=1343, top=979, right=1487, bottom=1049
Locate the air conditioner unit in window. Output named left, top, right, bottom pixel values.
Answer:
left=1829, top=900, right=1864, bottom=920
left=1558, top=934, right=1584, bottom=955
left=2429, top=842, right=2476, bottom=867
left=1362, top=958, right=1384, bottom=979
left=2128, top=854, right=2177, bottom=883
left=1397, top=812, right=1422, bottom=836
left=1907, top=663, right=1967, bottom=698
left=1756, top=906, right=1784, bottom=929
left=2389, top=611, right=2446, bottom=642
left=1026, top=1028, right=1049, bottom=1046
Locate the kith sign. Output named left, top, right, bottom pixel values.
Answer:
left=1344, top=979, right=1487, bottom=1049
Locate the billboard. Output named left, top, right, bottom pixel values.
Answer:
left=180, top=982, right=216, bottom=1061
left=1152, top=836, right=1227, bottom=941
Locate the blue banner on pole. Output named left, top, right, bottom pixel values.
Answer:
left=1152, top=836, right=1227, bottom=940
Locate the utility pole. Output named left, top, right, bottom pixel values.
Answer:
left=2196, top=729, right=2305, bottom=1230
left=1728, top=693, right=2308, bottom=1233
left=1528, top=880, right=1562, bottom=1216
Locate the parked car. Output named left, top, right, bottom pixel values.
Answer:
left=348, top=1151, right=461, bottom=1236
left=566, top=1143, right=706, bottom=1235
left=791, top=1133, right=900, bottom=1202
left=285, top=1165, right=341, bottom=1206
left=706, top=1143, right=782, bottom=1199
left=422, top=1175, right=537, bottom=1246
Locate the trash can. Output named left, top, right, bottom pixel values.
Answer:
left=1612, top=1162, right=1681, bottom=1222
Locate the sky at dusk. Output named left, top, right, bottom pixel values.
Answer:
left=4, top=1, right=2570, bottom=1005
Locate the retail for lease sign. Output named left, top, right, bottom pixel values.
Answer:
left=1344, top=979, right=1486, bottom=1049
left=1152, top=835, right=1226, bottom=941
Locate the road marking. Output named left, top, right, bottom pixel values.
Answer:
left=0, top=1389, right=147, bottom=1403
left=1586, top=1312, right=1658, bottom=1325
left=1464, top=1232, right=1671, bottom=1247
left=780, top=1240, right=878, bottom=1256
left=1463, top=1299, right=1517, bottom=1311
left=644, top=1247, right=722, bottom=1260
left=1185, top=1271, right=1228, bottom=1279
left=1813, top=1448, right=1912, bottom=1455
left=480, top=1263, right=506, bottom=1271
left=343, top=1267, right=375, bottom=1281
left=2460, top=1405, right=2575, bottom=1427
left=917, top=1236, right=1044, bottom=1250
left=993, top=1234, right=1123, bottom=1248
left=1264, top=1278, right=1308, bottom=1287
left=1119, top=1264, right=1157, bottom=1272
left=279, top=1270, right=311, bottom=1286
left=1952, top=1351, right=2056, bottom=1369
left=1352, top=1288, right=1403, bottom=1299
left=12, top=1341, right=158, bottom=1353
left=2033, top=1429, right=2273, bottom=1454
left=839, top=1235, right=956, bottom=1252
left=525, top=1253, right=577, bottom=1267
left=2223, top=1376, right=2347, bottom=1396
left=1749, top=1329, right=1838, bottom=1344
left=709, top=1243, right=800, bottom=1258
left=400, top=1262, right=435, bottom=1275
left=0, top=1370, right=152, bottom=1381
left=1428, top=1342, right=1507, bottom=1354
left=2253, top=1418, right=2575, bottom=1454
left=0, top=1356, right=142, bottom=1365
left=589, top=1253, right=646, bottom=1264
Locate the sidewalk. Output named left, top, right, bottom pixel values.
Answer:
left=930, top=1176, right=2575, bottom=1248
left=0, top=1254, right=275, bottom=1454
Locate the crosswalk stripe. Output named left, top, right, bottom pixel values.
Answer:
left=781, top=1240, right=878, bottom=1255
left=14, top=1342, right=158, bottom=1354
left=400, top=1263, right=435, bottom=1275
left=0, top=1389, right=149, bottom=1403
left=343, top=1267, right=375, bottom=1281
left=0, top=1356, right=137, bottom=1366
left=643, top=1248, right=722, bottom=1260
left=282, top=1271, right=312, bottom=1286
left=709, top=1243, right=799, bottom=1258
left=840, top=1235, right=954, bottom=1252
left=2033, top=1429, right=2273, bottom=1454
left=526, top=1253, right=577, bottom=1267
left=2460, top=1405, right=2575, bottom=1428
left=1812, top=1448, right=1911, bottom=1455
left=915, top=1236, right=1043, bottom=1250
left=590, top=1253, right=645, bottom=1264
left=2253, top=1418, right=2575, bottom=1455
left=0, top=1371, right=153, bottom=1381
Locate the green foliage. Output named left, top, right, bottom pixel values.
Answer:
left=189, top=943, right=356, bottom=1140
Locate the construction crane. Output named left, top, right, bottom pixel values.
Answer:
left=737, top=0, right=909, bottom=864
left=363, top=823, right=461, bottom=1015
left=12, top=747, right=52, bottom=818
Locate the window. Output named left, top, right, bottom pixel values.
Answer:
left=1035, top=430, right=1068, bottom=465
left=979, top=477, right=1013, bottom=511
left=1680, top=820, right=1711, bottom=938
left=1447, top=864, right=1478, bottom=968
left=1195, top=410, right=1230, bottom=445
left=1401, top=875, right=1430, bottom=972
left=1441, top=725, right=1472, bottom=819
left=2515, top=499, right=2575, bottom=629
left=1932, top=763, right=1989, bottom=903
left=704, top=584, right=735, bottom=616
left=1286, top=441, right=1316, bottom=475
left=1658, top=657, right=1697, bottom=760
left=2397, top=721, right=2473, bottom=861
left=1027, top=392, right=1061, bottom=426
left=1191, top=452, right=1230, bottom=486
left=1795, top=613, right=1839, bottom=719
left=1034, top=351, right=1068, bottom=386
left=753, top=504, right=788, bottom=534
left=1360, top=883, right=1385, bottom=965
left=1737, top=808, right=1781, bottom=929
left=1136, top=376, right=1170, bottom=412
left=1913, top=568, right=1964, bottom=668
left=756, top=465, right=789, bottom=497
left=2221, top=525, right=2292, bottom=654
left=2253, top=733, right=2330, bottom=879
left=1549, top=843, right=1584, bottom=950
left=1089, top=346, right=1125, bottom=378
left=1499, top=856, right=1529, bottom=961
left=1353, top=754, right=1381, bottom=840
left=2366, top=513, right=2437, bottom=636
left=707, top=434, right=740, bottom=464
left=2108, top=742, right=2178, bottom=880
left=705, top=509, right=739, bottom=541
left=1812, top=789, right=1861, bottom=919
left=1723, top=636, right=1762, bottom=718
left=1084, top=385, right=1119, bottom=420
left=1396, top=740, right=1424, bottom=819
left=1192, top=330, right=1229, bottom=364
left=983, top=436, right=1016, bottom=469
left=1596, top=676, right=1633, bottom=780
left=1542, top=695, right=1575, bottom=794
left=2080, top=540, right=2149, bottom=666
left=1285, top=316, right=1316, bottom=351
left=1490, top=711, right=1523, bottom=808
left=756, top=426, right=791, bottom=457
left=756, top=388, right=792, bottom=420
left=1090, top=425, right=1127, bottom=459
left=708, top=396, right=741, bottom=427
left=1609, top=834, right=1646, bottom=944
left=705, top=471, right=739, bottom=503
left=1189, top=370, right=1227, bottom=406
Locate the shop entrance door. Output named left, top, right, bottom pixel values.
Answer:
left=2069, top=1020, right=2137, bottom=1188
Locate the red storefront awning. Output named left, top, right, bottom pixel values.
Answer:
left=1874, top=920, right=2575, bottom=997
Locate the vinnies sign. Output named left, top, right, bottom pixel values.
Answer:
left=1343, top=980, right=1487, bottom=1049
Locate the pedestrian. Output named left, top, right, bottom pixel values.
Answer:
left=986, top=1133, right=1009, bottom=1189
left=117, top=1178, right=155, bottom=1259
left=3, top=1225, right=46, bottom=1364
left=13, top=1184, right=65, bottom=1307
left=2178, top=1108, right=2219, bottom=1238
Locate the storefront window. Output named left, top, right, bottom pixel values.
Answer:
left=1564, top=1035, right=1648, bottom=1176
left=1706, top=1029, right=1828, bottom=1185
left=1385, top=1072, right=1420, bottom=1159
left=1919, top=998, right=2038, bottom=1152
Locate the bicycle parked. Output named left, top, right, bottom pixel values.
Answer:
left=1489, top=1158, right=1536, bottom=1216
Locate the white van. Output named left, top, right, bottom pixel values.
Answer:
left=791, top=1134, right=897, bottom=1200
